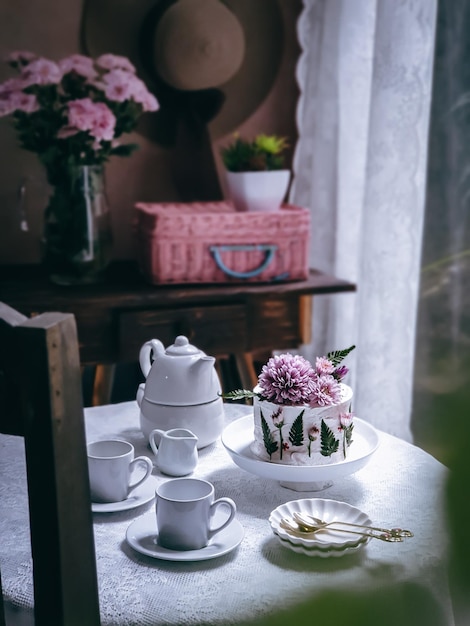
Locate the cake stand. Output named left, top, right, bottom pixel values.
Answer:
left=221, top=415, right=380, bottom=491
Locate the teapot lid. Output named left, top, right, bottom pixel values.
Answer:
left=166, top=335, right=202, bottom=356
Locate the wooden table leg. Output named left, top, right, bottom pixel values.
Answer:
left=92, top=364, right=116, bottom=406
left=299, top=295, right=313, bottom=345
left=235, top=353, right=259, bottom=391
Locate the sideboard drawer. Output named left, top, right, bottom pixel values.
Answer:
left=117, top=304, right=247, bottom=361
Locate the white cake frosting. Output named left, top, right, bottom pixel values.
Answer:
left=251, top=384, right=354, bottom=466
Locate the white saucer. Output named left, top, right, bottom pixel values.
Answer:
left=126, top=512, right=244, bottom=561
left=92, top=479, right=156, bottom=513
left=222, top=415, right=379, bottom=490
left=269, top=498, right=372, bottom=557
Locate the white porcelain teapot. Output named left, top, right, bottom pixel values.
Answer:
left=136, top=335, right=224, bottom=449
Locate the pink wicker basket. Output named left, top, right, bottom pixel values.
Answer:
left=134, top=201, right=311, bottom=285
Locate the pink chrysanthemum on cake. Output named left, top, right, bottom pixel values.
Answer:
left=258, top=354, right=316, bottom=405
left=226, top=347, right=354, bottom=408
left=310, top=374, right=342, bottom=407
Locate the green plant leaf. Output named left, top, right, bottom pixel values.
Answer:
left=320, top=419, right=339, bottom=457
left=220, top=133, right=288, bottom=172
left=326, top=345, right=356, bottom=367
left=288, top=410, right=305, bottom=446
left=254, top=134, right=288, bottom=155
left=220, top=389, right=258, bottom=401
left=344, top=423, right=354, bottom=447
left=261, top=411, right=278, bottom=459
left=342, top=422, right=354, bottom=458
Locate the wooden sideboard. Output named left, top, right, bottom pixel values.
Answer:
left=0, top=261, right=355, bottom=400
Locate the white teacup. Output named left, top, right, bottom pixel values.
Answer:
left=155, top=478, right=236, bottom=550
left=87, top=439, right=153, bottom=503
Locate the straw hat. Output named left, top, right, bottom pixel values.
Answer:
left=81, top=0, right=284, bottom=143
left=153, top=0, right=244, bottom=91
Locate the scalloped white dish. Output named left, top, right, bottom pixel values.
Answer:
left=269, top=498, right=372, bottom=557
left=275, top=534, right=368, bottom=558
left=222, top=416, right=379, bottom=489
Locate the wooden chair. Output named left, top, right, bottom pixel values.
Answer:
left=0, top=302, right=101, bottom=626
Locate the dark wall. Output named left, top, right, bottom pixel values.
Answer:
left=0, top=0, right=302, bottom=264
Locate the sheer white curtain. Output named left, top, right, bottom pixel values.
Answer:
left=290, top=0, right=437, bottom=441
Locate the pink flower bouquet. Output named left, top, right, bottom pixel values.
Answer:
left=0, top=51, right=159, bottom=284
left=0, top=51, right=158, bottom=180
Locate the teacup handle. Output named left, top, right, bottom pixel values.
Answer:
left=208, top=497, right=237, bottom=539
left=128, top=456, right=153, bottom=494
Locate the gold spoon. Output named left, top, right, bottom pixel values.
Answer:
left=293, top=511, right=414, bottom=538
left=280, top=517, right=404, bottom=543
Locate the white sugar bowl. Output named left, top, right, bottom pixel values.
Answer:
left=136, top=335, right=224, bottom=449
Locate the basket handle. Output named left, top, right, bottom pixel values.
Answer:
left=210, top=244, right=284, bottom=279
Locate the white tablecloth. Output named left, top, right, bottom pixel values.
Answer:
left=0, top=401, right=458, bottom=625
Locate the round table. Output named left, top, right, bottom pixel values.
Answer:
left=0, top=401, right=457, bottom=625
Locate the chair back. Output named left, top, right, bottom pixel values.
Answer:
left=0, top=302, right=100, bottom=626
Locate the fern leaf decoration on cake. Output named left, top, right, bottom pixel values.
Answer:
left=320, top=419, right=339, bottom=456
left=221, top=389, right=258, bottom=401
left=326, top=345, right=355, bottom=367
left=288, top=410, right=305, bottom=446
left=261, top=411, right=278, bottom=458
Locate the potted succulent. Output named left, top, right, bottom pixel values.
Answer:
left=220, top=133, right=290, bottom=212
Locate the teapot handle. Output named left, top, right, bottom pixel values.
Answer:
left=139, top=339, right=164, bottom=378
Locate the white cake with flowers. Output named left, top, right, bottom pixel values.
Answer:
left=225, top=347, right=356, bottom=466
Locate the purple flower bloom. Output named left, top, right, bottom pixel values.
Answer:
left=258, top=353, right=316, bottom=405
left=315, top=356, right=335, bottom=375
left=309, top=374, right=342, bottom=407
left=250, top=347, right=353, bottom=408
left=333, top=364, right=349, bottom=380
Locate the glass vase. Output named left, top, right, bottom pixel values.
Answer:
left=42, top=164, right=113, bottom=286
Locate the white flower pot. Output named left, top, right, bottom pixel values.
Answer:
left=226, top=169, right=291, bottom=212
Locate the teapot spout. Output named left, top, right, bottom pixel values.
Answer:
left=192, top=355, right=219, bottom=391
left=197, top=355, right=216, bottom=371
